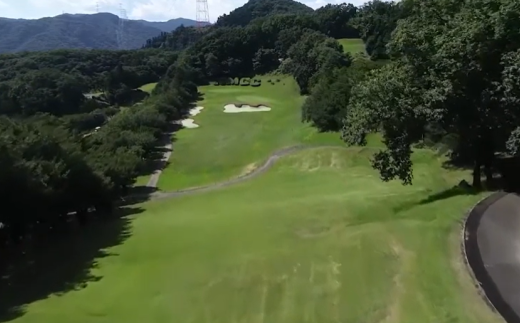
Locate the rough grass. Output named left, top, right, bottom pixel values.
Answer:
left=157, top=75, right=344, bottom=191
left=337, top=38, right=367, bottom=55
left=8, top=147, right=501, bottom=323
left=139, top=82, right=157, bottom=93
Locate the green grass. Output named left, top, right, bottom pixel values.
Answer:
left=7, top=74, right=502, bottom=323
left=9, top=147, right=500, bottom=323
left=158, top=76, right=344, bottom=191
left=337, top=38, right=367, bottom=55
left=139, top=82, right=157, bottom=93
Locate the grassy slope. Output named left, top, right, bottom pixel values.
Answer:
left=139, top=82, right=157, bottom=93
left=8, top=75, right=502, bottom=323
left=158, top=76, right=344, bottom=191
left=337, top=38, right=366, bottom=55
left=11, top=148, right=500, bottom=323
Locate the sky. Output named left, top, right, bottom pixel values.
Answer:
left=0, top=0, right=368, bottom=23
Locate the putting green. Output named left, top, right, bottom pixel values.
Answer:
left=10, top=147, right=500, bottom=323
left=158, top=76, right=344, bottom=191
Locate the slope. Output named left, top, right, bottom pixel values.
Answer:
left=5, top=76, right=502, bottom=323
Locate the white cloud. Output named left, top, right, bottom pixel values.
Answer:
left=2, top=0, right=369, bottom=22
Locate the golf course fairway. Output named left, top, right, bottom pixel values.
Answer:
left=6, top=77, right=502, bottom=323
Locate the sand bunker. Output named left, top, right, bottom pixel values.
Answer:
left=189, top=106, right=204, bottom=116
left=223, top=104, right=271, bottom=113
left=174, top=106, right=204, bottom=129
left=181, top=119, right=199, bottom=128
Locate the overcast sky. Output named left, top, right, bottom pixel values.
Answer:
left=0, top=0, right=368, bottom=22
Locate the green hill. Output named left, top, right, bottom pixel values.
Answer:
left=215, top=0, right=314, bottom=27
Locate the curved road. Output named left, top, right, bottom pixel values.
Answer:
left=464, top=192, right=520, bottom=323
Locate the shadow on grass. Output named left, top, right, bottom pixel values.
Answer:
left=121, top=186, right=158, bottom=206
left=393, top=177, right=505, bottom=214
left=0, top=206, right=144, bottom=322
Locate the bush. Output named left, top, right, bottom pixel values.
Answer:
left=216, top=77, right=233, bottom=86
left=240, top=78, right=251, bottom=86
left=233, top=77, right=240, bottom=86
left=252, top=79, right=261, bottom=86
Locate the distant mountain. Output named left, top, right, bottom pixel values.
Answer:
left=136, top=18, right=209, bottom=32
left=0, top=13, right=201, bottom=53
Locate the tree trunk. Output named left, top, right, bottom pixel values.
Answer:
left=483, top=159, right=494, bottom=187
left=472, top=160, right=482, bottom=188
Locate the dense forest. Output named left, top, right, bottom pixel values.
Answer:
left=1, top=0, right=519, bottom=268
left=0, top=46, right=196, bottom=245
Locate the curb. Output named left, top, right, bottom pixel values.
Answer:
left=460, top=191, right=513, bottom=321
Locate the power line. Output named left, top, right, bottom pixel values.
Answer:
left=196, top=0, right=210, bottom=27
left=116, top=3, right=128, bottom=49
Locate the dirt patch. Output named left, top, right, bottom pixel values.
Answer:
left=240, top=163, right=258, bottom=176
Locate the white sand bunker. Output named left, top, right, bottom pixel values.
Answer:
left=223, top=104, right=271, bottom=113
left=181, top=119, right=199, bottom=128
left=174, top=106, right=204, bottom=129
left=190, top=106, right=204, bottom=116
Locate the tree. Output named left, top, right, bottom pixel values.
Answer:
left=286, top=31, right=350, bottom=94
left=352, top=0, right=405, bottom=59
left=303, top=58, right=383, bottom=132
left=342, top=0, right=520, bottom=188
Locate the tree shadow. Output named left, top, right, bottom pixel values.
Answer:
left=393, top=176, right=506, bottom=214
left=122, top=186, right=158, bottom=206
left=0, top=206, right=143, bottom=322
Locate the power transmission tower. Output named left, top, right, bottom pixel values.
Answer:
left=116, top=3, right=128, bottom=50
left=196, top=0, right=210, bottom=28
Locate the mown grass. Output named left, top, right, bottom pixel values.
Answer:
left=7, top=73, right=501, bottom=323
left=9, top=146, right=500, bottom=323
left=139, top=82, right=157, bottom=93
left=157, top=76, right=344, bottom=191
left=337, top=38, right=367, bottom=55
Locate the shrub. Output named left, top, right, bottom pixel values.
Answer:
left=233, top=77, right=240, bottom=86
left=240, top=78, right=251, bottom=86
left=217, top=77, right=233, bottom=86
left=252, top=79, right=261, bottom=86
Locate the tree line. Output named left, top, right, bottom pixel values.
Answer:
left=300, top=0, right=520, bottom=189
left=0, top=58, right=198, bottom=245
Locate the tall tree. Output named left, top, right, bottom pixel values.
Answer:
left=342, top=0, right=520, bottom=187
